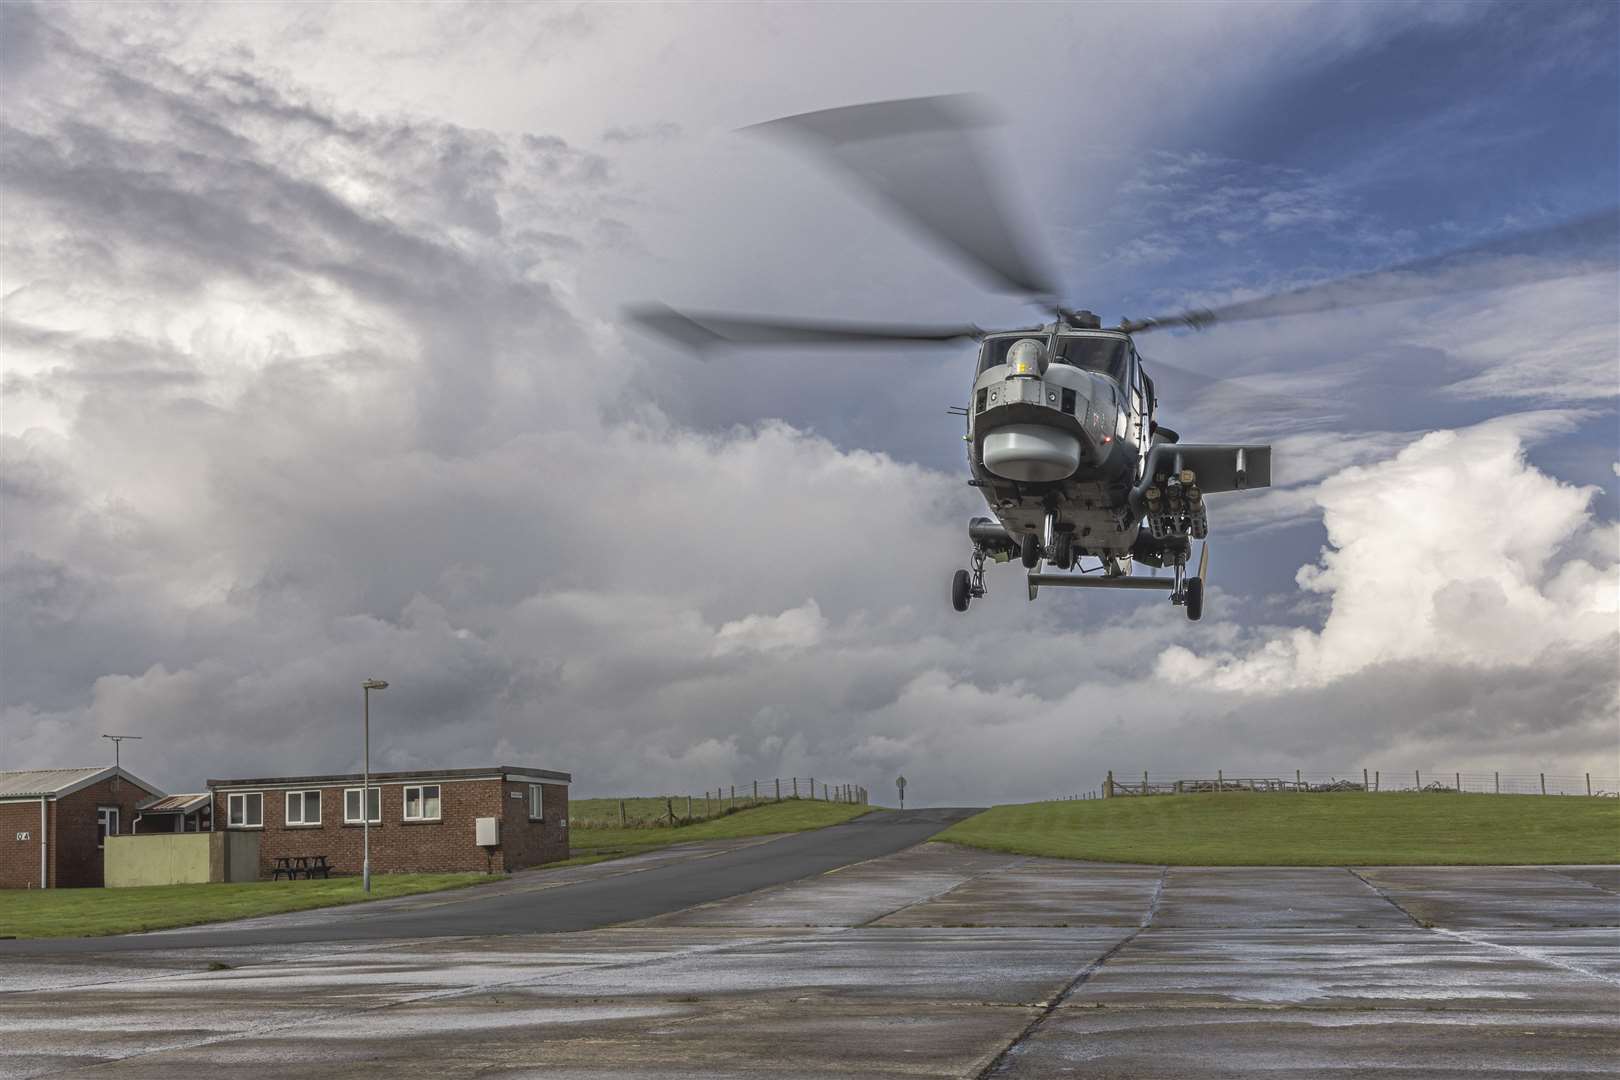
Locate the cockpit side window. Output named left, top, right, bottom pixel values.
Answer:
left=977, top=336, right=1043, bottom=375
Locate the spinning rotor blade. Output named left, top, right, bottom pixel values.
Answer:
left=625, top=303, right=982, bottom=351
left=1122, top=207, right=1619, bottom=334
left=746, top=95, right=1061, bottom=303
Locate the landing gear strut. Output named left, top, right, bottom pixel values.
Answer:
left=1169, top=542, right=1209, bottom=621
left=951, top=546, right=990, bottom=613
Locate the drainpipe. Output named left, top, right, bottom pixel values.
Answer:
left=39, top=797, right=47, bottom=889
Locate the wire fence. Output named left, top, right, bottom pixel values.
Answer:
left=1088, top=769, right=1620, bottom=799
left=572, top=778, right=870, bottom=830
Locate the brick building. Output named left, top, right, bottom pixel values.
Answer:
left=208, top=765, right=569, bottom=879
left=1, top=767, right=164, bottom=888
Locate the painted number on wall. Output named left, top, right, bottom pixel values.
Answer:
left=15, top=831, right=30, bottom=841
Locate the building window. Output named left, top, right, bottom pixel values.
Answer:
left=403, top=785, right=441, bottom=821
left=97, top=807, right=120, bottom=848
left=344, top=786, right=381, bottom=824
left=528, top=784, right=545, bottom=821
left=286, top=790, right=322, bottom=826
left=227, top=792, right=263, bottom=829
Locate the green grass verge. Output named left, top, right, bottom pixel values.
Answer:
left=938, top=792, right=1620, bottom=866
left=0, top=873, right=495, bottom=940
left=571, top=794, right=773, bottom=828
left=568, top=798, right=870, bottom=861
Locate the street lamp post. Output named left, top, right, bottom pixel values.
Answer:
left=361, top=679, right=388, bottom=893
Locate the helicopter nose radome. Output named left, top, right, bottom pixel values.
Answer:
left=981, top=423, right=1081, bottom=482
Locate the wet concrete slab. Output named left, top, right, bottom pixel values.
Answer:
left=5, top=847, right=1619, bottom=1078
left=36, top=997, right=1038, bottom=1079
left=1067, top=926, right=1618, bottom=1011
left=1152, top=866, right=1412, bottom=927
left=874, top=862, right=1161, bottom=927
left=1459, top=926, right=1620, bottom=980
left=639, top=841, right=1021, bottom=928
left=1549, top=866, right=1620, bottom=893
left=1358, top=866, right=1620, bottom=928
left=1000, top=1006, right=1620, bottom=1078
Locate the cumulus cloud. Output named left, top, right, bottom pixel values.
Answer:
left=2, top=2, right=1615, bottom=804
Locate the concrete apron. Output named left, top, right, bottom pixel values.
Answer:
left=3, top=846, right=1616, bottom=1078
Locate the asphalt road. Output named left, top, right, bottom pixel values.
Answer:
left=0, top=806, right=980, bottom=954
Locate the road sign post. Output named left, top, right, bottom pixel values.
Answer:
left=896, top=775, right=907, bottom=810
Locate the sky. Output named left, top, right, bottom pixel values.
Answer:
left=2, top=0, right=1616, bottom=804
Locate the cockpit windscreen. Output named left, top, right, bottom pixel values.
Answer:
left=977, top=334, right=1129, bottom=381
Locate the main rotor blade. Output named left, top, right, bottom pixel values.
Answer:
left=746, top=95, right=1062, bottom=303
left=1122, top=207, right=1619, bottom=334
left=625, top=303, right=982, bottom=351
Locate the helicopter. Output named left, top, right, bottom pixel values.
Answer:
left=628, top=95, right=1618, bottom=621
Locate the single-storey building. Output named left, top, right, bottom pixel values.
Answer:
left=207, top=765, right=570, bottom=879
left=135, top=793, right=213, bottom=833
left=1, top=767, right=164, bottom=888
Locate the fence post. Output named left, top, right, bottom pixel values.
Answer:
left=1296, top=769, right=1302, bottom=791
left=1495, top=771, right=1499, bottom=794
left=1105, top=770, right=1114, bottom=798
left=809, top=777, right=814, bottom=801
left=753, top=780, right=758, bottom=801
left=1217, top=768, right=1223, bottom=793
left=619, top=799, right=626, bottom=827
left=776, top=778, right=781, bottom=802
left=1415, top=770, right=1421, bottom=790
left=793, top=777, right=799, bottom=798
left=1142, top=770, right=1149, bottom=795
left=667, top=797, right=674, bottom=825
left=1455, top=772, right=1460, bottom=793
left=1540, top=773, right=1546, bottom=795
left=1587, top=773, right=1592, bottom=796
left=687, top=795, right=693, bottom=821
left=1363, top=768, right=1368, bottom=791
left=706, top=792, right=711, bottom=817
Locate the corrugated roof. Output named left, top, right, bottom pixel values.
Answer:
left=0, top=767, right=162, bottom=799
left=139, top=793, right=210, bottom=813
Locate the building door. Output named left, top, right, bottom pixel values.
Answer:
left=97, top=806, right=119, bottom=848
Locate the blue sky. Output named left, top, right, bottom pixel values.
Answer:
left=2, top=1, right=1615, bottom=799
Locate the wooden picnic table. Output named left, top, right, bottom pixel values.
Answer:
left=272, top=854, right=331, bottom=880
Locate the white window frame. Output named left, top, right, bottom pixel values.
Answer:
left=97, top=806, right=119, bottom=848
left=344, top=786, right=381, bottom=824
left=402, top=784, right=441, bottom=822
left=227, top=792, right=263, bottom=829
left=528, top=783, right=545, bottom=822
left=285, top=789, right=322, bottom=826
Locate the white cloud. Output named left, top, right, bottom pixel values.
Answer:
left=2, top=2, right=1615, bottom=805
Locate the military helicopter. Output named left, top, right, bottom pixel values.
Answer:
left=628, top=95, right=1617, bottom=620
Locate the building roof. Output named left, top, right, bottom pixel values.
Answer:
left=0, top=766, right=163, bottom=799
left=207, top=765, right=571, bottom=789
left=138, top=792, right=211, bottom=813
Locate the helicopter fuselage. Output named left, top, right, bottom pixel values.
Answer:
left=966, top=327, right=1148, bottom=559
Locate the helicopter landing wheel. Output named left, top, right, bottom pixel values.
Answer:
left=951, top=568, right=972, bottom=613
left=1053, top=532, right=1074, bottom=570
left=1020, top=532, right=1041, bottom=568
left=1185, top=577, right=1204, bottom=621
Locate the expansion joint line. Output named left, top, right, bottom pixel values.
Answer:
left=975, top=866, right=1167, bottom=1078
left=1343, top=867, right=1425, bottom=927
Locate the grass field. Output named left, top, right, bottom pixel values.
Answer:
left=938, top=792, right=1620, bottom=865
left=571, top=794, right=774, bottom=828
left=568, top=798, right=870, bottom=860
left=0, top=873, right=494, bottom=940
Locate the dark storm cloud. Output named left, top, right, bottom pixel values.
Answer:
left=1, top=2, right=1614, bottom=800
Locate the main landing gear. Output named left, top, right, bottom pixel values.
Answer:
left=952, top=546, right=990, bottom=612
left=1169, top=542, right=1209, bottom=621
